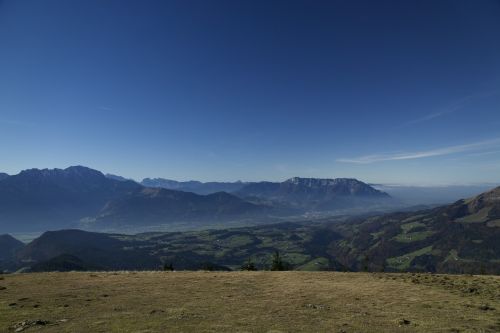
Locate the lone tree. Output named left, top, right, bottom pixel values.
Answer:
left=271, top=251, right=289, bottom=271
left=241, top=258, right=257, bottom=271
left=362, top=255, right=370, bottom=272
left=163, top=263, right=174, bottom=271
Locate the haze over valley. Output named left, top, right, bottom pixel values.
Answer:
left=1, top=165, right=499, bottom=276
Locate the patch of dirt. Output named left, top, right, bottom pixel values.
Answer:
left=10, top=319, right=50, bottom=332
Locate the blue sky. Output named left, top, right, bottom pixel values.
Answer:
left=0, top=0, right=499, bottom=184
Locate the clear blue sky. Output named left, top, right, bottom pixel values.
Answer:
left=1, top=0, right=499, bottom=184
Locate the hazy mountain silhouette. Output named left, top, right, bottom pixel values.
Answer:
left=236, top=177, right=392, bottom=211
left=141, top=178, right=249, bottom=195
left=0, top=166, right=141, bottom=232
left=0, top=234, right=24, bottom=261
left=0, top=166, right=268, bottom=232
left=105, top=173, right=136, bottom=183
left=87, top=187, right=267, bottom=229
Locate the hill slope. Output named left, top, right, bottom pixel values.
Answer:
left=329, top=186, right=500, bottom=273
left=87, top=188, right=267, bottom=229
left=0, top=234, right=24, bottom=272
left=17, top=229, right=159, bottom=270
left=0, top=234, right=24, bottom=261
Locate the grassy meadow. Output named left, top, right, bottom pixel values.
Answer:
left=1, top=271, right=499, bottom=332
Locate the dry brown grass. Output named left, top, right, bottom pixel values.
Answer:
left=0, top=271, right=499, bottom=332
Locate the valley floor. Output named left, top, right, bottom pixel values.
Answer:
left=0, top=272, right=499, bottom=332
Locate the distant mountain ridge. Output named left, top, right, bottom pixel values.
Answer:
left=141, top=178, right=249, bottom=195
left=0, top=173, right=9, bottom=181
left=0, top=166, right=399, bottom=233
left=0, top=166, right=141, bottom=231
left=105, top=173, right=135, bottom=183
left=142, top=176, right=394, bottom=214
left=236, top=177, right=392, bottom=211
left=0, top=166, right=270, bottom=232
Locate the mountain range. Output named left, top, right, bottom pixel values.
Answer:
left=136, top=176, right=493, bottom=206
left=2, top=186, right=499, bottom=274
left=0, top=166, right=391, bottom=233
left=139, top=177, right=392, bottom=211
left=236, top=177, right=391, bottom=211
left=140, top=178, right=249, bottom=195
left=0, top=166, right=141, bottom=232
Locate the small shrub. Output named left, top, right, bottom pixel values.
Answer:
left=271, top=251, right=290, bottom=271
left=163, top=263, right=174, bottom=271
left=241, top=258, right=257, bottom=271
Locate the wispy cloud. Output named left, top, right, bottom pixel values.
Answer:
left=404, top=104, right=463, bottom=126
left=466, top=149, right=500, bottom=157
left=337, top=138, right=500, bottom=164
left=403, top=90, right=500, bottom=126
left=98, top=106, right=113, bottom=111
